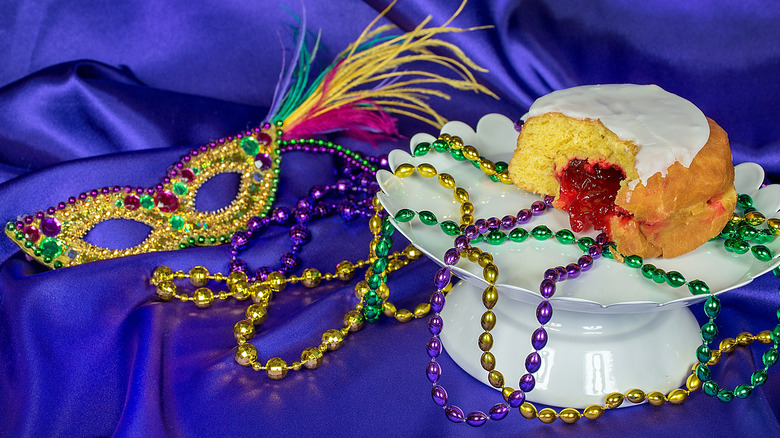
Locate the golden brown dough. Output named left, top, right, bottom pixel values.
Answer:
left=508, top=113, right=736, bottom=258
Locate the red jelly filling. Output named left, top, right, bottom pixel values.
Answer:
left=556, top=159, right=625, bottom=233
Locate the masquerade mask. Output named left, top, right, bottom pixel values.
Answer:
left=5, top=0, right=495, bottom=269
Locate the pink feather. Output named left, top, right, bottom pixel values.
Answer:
left=283, top=99, right=400, bottom=144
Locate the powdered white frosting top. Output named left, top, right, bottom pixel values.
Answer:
left=521, top=84, right=710, bottom=186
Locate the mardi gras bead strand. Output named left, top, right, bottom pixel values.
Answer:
left=390, top=149, right=780, bottom=424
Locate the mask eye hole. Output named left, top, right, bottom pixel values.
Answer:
left=83, top=219, right=153, bottom=250
left=194, top=172, right=242, bottom=213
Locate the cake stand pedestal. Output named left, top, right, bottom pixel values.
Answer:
left=440, top=281, right=702, bottom=409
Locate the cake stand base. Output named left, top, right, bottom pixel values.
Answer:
left=440, top=281, right=702, bottom=409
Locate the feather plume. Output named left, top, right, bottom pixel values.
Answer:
left=267, top=0, right=497, bottom=143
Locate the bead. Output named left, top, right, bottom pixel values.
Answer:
left=736, top=332, right=755, bottom=346
left=701, top=322, right=718, bottom=342
left=758, top=330, right=773, bottom=344
left=393, top=163, right=415, bottom=177
left=188, top=266, right=210, bottom=287
left=719, top=337, right=738, bottom=353
left=696, top=344, right=712, bottom=363
left=265, top=357, right=288, bottom=380
left=433, top=267, right=450, bottom=290
left=704, top=295, right=721, bottom=318
left=432, top=139, right=449, bottom=152
left=413, top=141, right=431, bottom=156
left=566, top=263, right=581, bottom=279
left=773, top=324, right=780, bottom=343
left=752, top=244, right=773, bottom=261
left=488, top=370, right=504, bottom=388
left=751, top=369, right=768, bottom=387
left=702, top=380, right=719, bottom=397
left=745, top=210, right=766, bottom=226
left=516, top=209, right=532, bottom=224
left=481, top=311, right=496, bottom=331
left=479, top=332, right=494, bottom=351
left=483, top=264, right=499, bottom=283
left=453, top=187, right=469, bottom=203
left=519, top=373, right=535, bottom=392
left=686, top=374, right=702, bottom=392
left=430, top=291, right=446, bottom=313
left=531, top=225, right=552, bottom=240
left=231, top=280, right=251, bottom=301
left=414, top=303, right=431, bottom=318
left=507, top=389, right=525, bottom=408
left=559, top=408, right=581, bottom=424
left=192, top=288, right=214, bottom=308
left=233, top=319, right=255, bottom=341
left=696, top=363, right=711, bottom=383
left=438, top=173, right=456, bottom=189
left=466, top=411, right=488, bottom=427
left=536, top=301, right=553, bottom=324
left=426, top=361, right=442, bottom=383
left=737, top=194, right=753, bottom=208
left=427, top=337, right=442, bottom=358
left=417, top=210, right=438, bottom=226
left=235, top=343, right=258, bottom=366
left=646, top=391, right=666, bottom=406
left=578, top=255, right=594, bottom=271
left=382, top=301, right=397, bottom=317
left=416, top=163, right=437, bottom=178
left=734, top=384, right=752, bottom=399
left=604, top=392, right=624, bottom=409
left=246, top=304, right=268, bottom=324
left=432, top=385, right=448, bottom=406
left=480, top=352, right=496, bottom=371
left=267, top=272, right=287, bottom=292
left=707, top=349, right=722, bottom=366
left=429, top=315, right=444, bottom=335
left=531, top=327, right=548, bottom=350
left=335, top=261, right=355, bottom=281
left=508, top=228, right=529, bottom=242
left=301, top=347, right=323, bottom=369
left=624, top=255, right=643, bottom=268
left=769, top=218, right=780, bottom=234
left=444, top=405, right=465, bottom=423
left=583, top=404, right=605, bottom=420
left=462, top=145, right=479, bottom=161
left=482, top=286, right=498, bottom=309
left=688, top=280, right=710, bottom=295
left=251, top=283, right=273, bottom=304
left=155, top=281, right=176, bottom=301
left=485, top=230, right=507, bottom=245
left=762, top=348, right=778, bottom=367
left=626, top=388, right=646, bottom=404
left=301, top=268, right=322, bottom=288
left=639, top=263, right=656, bottom=280
left=525, top=352, right=542, bottom=373
left=489, top=403, right=510, bottom=421
left=665, top=271, right=686, bottom=287
left=519, top=403, right=538, bottom=419
left=716, top=389, right=734, bottom=402
left=667, top=388, right=688, bottom=404
left=439, top=220, right=460, bottom=236
left=537, top=408, right=558, bottom=424
left=338, top=310, right=362, bottom=332
left=322, top=329, right=344, bottom=351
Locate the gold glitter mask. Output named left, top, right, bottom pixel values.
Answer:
left=4, top=0, right=497, bottom=269
left=5, top=128, right=281, bottom=269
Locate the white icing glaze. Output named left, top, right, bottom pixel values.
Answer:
left=522, top=84, right=710, bottom=185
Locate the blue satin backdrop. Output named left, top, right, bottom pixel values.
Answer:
left=1, top=1, right=779, bottom=436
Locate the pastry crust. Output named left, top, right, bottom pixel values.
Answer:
left=508, top=113, right=736, bottom=258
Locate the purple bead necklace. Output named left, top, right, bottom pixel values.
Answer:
left=226, top=139, right=387, bottom=281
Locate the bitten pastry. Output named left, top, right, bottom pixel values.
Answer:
left=508, top=84, right=736, bottom=258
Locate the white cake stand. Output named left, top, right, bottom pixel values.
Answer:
left=376, top=114, right=780, bottom=408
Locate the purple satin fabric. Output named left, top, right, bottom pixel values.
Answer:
left=1, top=1, right=779, bottom=436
